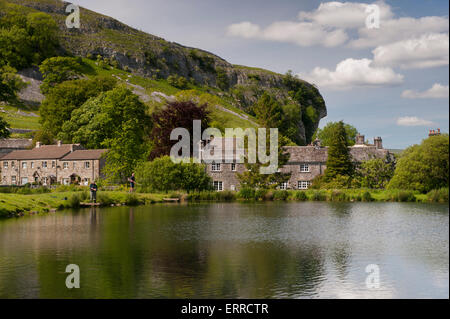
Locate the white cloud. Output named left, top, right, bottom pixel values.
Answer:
left=396, top=116, right=435, bottom=126
left=301, top=58, right=404, bottom=90
left=372, top=33, right=449, bottom=69
left=298, top=1, right=393, bottom=29
left=350, top=16, right=449, bottom=48
left=402, top=83, right=449, bottom=99
left=226, top=22, right=261, bottom=39
left=226, top=21, right=348, bottom=47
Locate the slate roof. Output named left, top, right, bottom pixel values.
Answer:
left=0, top=144, right=82, bottom=160
left=61, top=149, right=108, bottom=160
left=284, top=146, right=390, bottom=163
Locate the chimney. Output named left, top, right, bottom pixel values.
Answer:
left=57, top=140, right=62, bottom=147
left=36, top=142, right=41, bottom=148
left=374, top=137, right=383, bottom=149
left=355, top=134, right=365, bottom=145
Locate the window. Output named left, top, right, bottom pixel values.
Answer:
left=213, top=181, right=223, bottom=191
left=11, top=176, right=16, bottom=185
left=211, top=163, right=221, bottom=171
left=31, top=162, right=34, bottom=169
left=85, top=161, right=90, bottom=169
left=298, top=181, right=311, bottom=190
left=300, top=164, right=310, bottom=172
left=43, top=177, right=48, bottom=186
left=73, top=162, right=77, bottom=169
left=230, top=185, right=236, bottom=191
left=280, top=182, right=288, bottom=190
left=231, top=163, right=236, bottom=171
left=42, top=161, right=47, bottom=168
left=52, top=161, right=56, bottom=168
left=22, top=162, right=27, bottom=169
left=3, top=162, right=8, bottom=169
left=21, top=177, right=28, bottom=185
left=63, top=162, right=69, bottom=169
left=11, top=162, right=15, bottom=168
left=83, top=178, right=89, bottom=186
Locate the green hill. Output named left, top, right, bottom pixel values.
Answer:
left=1, top=0, right=327, bottom=144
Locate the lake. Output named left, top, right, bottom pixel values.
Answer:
left=0, top=202, right=448, bottom=298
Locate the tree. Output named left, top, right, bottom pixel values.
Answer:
left=237, top=134, right=291, bottom=189
left=357, top=157, right=395, bottom=189
left=39, top=57, right=83, bottom=94
left=0, top=65, right=27, bottom=102
left=215, top=67, right=229, bottom=90
left=252, top=92, right=283, bottom=129
left=323, top=121, right=354, bottom=181
left=313, top=121, right=358, bottom=146
left=0, top=114, right=11, bottom=139
left=135, top=156, right=211, bottom=192
left=0, top=26, right=32, bottom=69
left=149, top=100, right=210, bottom=159
left=388, top=134, right=449, bottom=193
left=39, top=76, right=117, bottom=137
left=59, top=87, right=151, bottom=181
left=280, top=103, right=303, bottom=145
left=26, top=12, right=59, bottom=63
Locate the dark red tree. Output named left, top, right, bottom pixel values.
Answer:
left=149, top=101, right=210, bottom=159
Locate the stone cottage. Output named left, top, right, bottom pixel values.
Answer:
left=0, top=141, right=107, bottom=186
left=203, top=134, right=391, bottom=191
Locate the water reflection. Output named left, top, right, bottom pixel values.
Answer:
left=0, top=202, right=448, bottom=298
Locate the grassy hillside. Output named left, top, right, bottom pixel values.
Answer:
left=1, top=0, right=327, bottom=144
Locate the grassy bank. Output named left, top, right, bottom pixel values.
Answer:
left=0, top=190, right=166, bottom=218
left=182, top=188, right=448, bottom=204
left=1, top=188, right=447, bottom=218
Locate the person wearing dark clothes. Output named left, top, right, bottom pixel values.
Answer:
left=128, top=173, right=136, bottom=193
left=90, top=182, right=98, bottom=203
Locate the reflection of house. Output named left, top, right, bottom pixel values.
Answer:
left=204, top=134, right=391, bottom=191
left=0, top=141, right=107, bottom=186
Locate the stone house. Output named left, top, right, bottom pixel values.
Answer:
left=0, top=141, right=107, bottom=186
left=204, top=134, right=391, bottom=191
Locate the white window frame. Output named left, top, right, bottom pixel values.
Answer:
left=3, top=162, right=8, bottom=169
left=231, top=163, right=236, bottom=171
left=52, top=161, right=56, bottom=168
left=11, top=176, right=17, bottom=185
left=21, top=177, right=28, bottom=185
left=85, top=161, right=90, bottom=169
left=298, top=181, right=311, bottom=190
left=42, top=161, right=47, bottom=168
left=22, top=162, right=27, bottom=169
left=11, top=161, right=15, bottom=168
left=280, top=182, right=288, bottom=190
left=63, top=162, right=69, bottom=169
left=300, top=163, right=310, bottom=173
left=31, top=162, right=34, bottom=169
left=213, top=181, right=223, bottom=191
left=211, top=163, right=221, bottom=172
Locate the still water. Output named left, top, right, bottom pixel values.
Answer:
left=0, top=202, right=448, bottom=298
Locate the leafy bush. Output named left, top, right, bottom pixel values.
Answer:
left=273, top=190, right=289, bottom=201
left=97, top=193, right=114, bottom=206
left=294, top=191, right=308, bottom=201
left=311, top=190, right=327, bottom=201
left=361, top=191, right=373, bottom=202
left=125, top=193, right=141, bottom=206
left=68, top=194, right=81, bottom=208
left=255, top=189, right=268, bottom=200
left=389, top=190, right=416, bottom=202
left=238, top=188, right=255, bottom=200
left=426, top=188, right=449, bottom=203
left=330, top=190, right=347, bottom=202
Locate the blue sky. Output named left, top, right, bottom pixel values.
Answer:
left=71, top=0, right=449, bottom=149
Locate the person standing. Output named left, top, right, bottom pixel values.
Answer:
left=90, top=181, right=98, bottom=203
left=128, top=173, right=136, bottom=193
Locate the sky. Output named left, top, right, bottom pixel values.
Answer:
left=70, top=0, right=449, bottom=149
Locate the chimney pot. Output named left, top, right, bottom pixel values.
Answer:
left=57, top=140, right=62, bottom=147
left=36, top=142, right=41, bottom=148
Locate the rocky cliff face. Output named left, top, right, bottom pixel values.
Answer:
left=5, top=0, right=327, bottom=144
